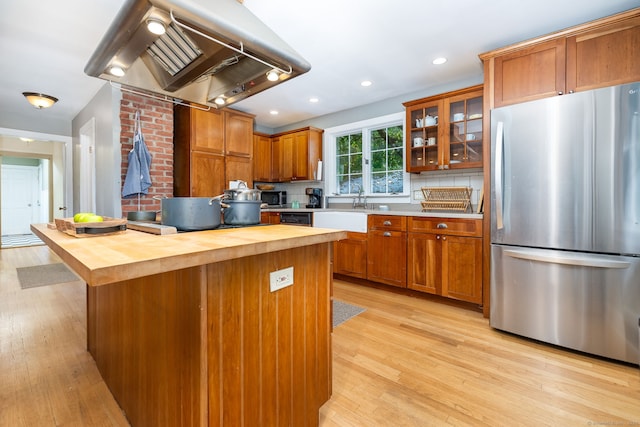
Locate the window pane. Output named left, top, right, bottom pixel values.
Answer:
left=371, top=129, right=386, bottom=150
left=372, top=172, right=387, bottom=193
left=388, top=147, right=403, bottom=170
left=350, top=153, right=362, bottom=174
left=337, top=135, right=350, bottom=155
left=388, top=170, right=404, bottom=193
left=388, top=125, right=403, bottom=148
left=337, top=155, right=349, bottom=175
left=371, top=150, right=386, bottom=172
left=350, top=133, right=363, bottom=153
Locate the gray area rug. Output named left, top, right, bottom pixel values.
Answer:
left=333, top=299, right=366, bottom=328
left=17, top=263, right=80, bottom=289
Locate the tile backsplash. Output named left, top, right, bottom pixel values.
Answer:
left=257, top=170, right=484, bottom=211
left=410, top=169, right=484, bottom=209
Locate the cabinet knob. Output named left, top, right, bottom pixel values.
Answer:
left=383, top=231, right=392, bottom=237
left=383, top=220, right=392, bottom=226
left=442, top=236, right=447, bottom=241
left=436, top=235, right=441, bottom=240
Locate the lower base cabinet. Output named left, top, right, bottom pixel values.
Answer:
left=407, top=217, right=483, bottom=304
left=333, top=232, right=367, bottom=279
left=260, top=212, right=281, bottom=224
left=367, top=215, right=407, bottom=288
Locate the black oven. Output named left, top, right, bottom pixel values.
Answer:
left=260, top=191, right=287, bottom=207
left=280, top=212, right=312, bottom=226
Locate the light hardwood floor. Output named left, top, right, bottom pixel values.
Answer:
left=1, top=245, right=639, bottom=426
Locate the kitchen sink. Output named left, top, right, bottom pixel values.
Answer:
left=313, top=211, right=367, bottom=233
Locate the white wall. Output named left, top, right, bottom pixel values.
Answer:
left=71, top=83, right=123, bottom=218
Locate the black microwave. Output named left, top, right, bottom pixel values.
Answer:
left=260, top=191, right=287, bottom=206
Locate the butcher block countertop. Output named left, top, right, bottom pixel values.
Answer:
left=31, top=223, right=346, bottom=287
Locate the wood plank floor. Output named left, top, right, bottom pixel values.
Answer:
left=1, top=245, right=638, bottom=426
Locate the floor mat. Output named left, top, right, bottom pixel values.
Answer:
left=333, top=299, right=366, bottom=328
left=16, top=263, right=80, bottom=289
left=1, top=233, right=44, bottom=249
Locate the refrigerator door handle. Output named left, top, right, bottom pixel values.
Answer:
left=504, top=249, right=631, bottom=269
left=495, top=121, right=504, bottom=229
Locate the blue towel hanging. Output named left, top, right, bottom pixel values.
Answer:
left=122, top=110, right=152, bottom=198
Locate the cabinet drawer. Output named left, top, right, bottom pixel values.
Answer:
left=408, top=217, right=482, bottom=237
left=368, top=215, right=407, bottom=231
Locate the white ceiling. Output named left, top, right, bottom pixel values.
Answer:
left=0, top=0, right=637, bottom=132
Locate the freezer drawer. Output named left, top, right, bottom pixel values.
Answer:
left=491, top=244, right=640, bottom=365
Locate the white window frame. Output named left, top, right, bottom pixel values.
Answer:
left=323, top=112, right=410, bottom=204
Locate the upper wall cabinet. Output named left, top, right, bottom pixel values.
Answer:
left=253, top=127, right=323, bottom=182
left=480, top=9, right=640, bottom=108
left=403, top=85, right=483, bottom=172
left=174, top=105, right=254, bottom=197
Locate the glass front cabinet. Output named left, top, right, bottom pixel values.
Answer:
left=404, top=85, right=483, bottom=172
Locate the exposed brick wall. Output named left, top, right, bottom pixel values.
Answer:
left=119, top=92, right=174, bottom=216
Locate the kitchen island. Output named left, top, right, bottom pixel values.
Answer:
left=31, top=223, right=346, bottom=427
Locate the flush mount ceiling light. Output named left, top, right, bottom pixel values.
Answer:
left=361, top=80, right=372, bottom=87
left=270, top=110, right=279, bottom=115
left=146, top=18, right=166, bottom=35
left=432, top=57, right=447, bottom=65
left=309, top=97, right=319, bottom=103
left=266, top=69, right=280, bottom=82
left=22, top=92, right=58, bottom=109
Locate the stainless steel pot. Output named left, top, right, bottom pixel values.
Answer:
left=222, top=200, right=266, bottom=225
left=223, top=181, right=262, bottom=201
left=127, top=211, right=157, bottom=222
left=160, top=197, right=222, bottom=231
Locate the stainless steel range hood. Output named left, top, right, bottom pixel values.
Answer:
left=85, top=0, right=311, bottom=108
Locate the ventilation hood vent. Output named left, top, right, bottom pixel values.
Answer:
left=85, top=0, right=311, bottom=108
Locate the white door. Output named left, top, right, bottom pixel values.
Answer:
left=1, top=165, right=41, bottom=235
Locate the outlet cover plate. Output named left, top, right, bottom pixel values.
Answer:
left=270, top=266, right=294, bottom=292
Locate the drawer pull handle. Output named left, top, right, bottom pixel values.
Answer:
left=437, top=223, right=448, bottom=229
left=383, top=231, right=392, bottom=237
left=383, top=220, right=392, bottom=226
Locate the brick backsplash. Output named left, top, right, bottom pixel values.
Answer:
left=120, top=92, right=174, bottom=215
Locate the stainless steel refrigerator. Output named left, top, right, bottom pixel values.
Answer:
left=490, top=81, right=640, bottom=365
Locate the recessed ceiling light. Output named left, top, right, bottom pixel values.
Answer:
left=309, top=97, right=319, bottom=103
left=432, top=57, right=447, bottom=65
left=361, top=80, right=372, bottom=87
left=270, top=110, right=279, bottom=115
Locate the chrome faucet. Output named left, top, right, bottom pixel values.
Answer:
left=352, top=185, right=368, bottom=209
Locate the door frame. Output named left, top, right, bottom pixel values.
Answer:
left=0, top=127, right=72, bottom=235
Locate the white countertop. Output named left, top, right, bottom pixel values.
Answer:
left=263, top=207, right=483, bottom=220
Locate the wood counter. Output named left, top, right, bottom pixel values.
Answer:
left=31, top=224, right=346, bottom=427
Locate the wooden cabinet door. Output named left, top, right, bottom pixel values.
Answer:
left=190, top=152, right=225, bottom=197
left=253, top=134, right=272, bottom=182
left=367, top=230, right=406, bottom=288
left=190, top=108, right=225, bottom=154
left=407, top=232, right=440, bottom=294
left=566, top=15, right=640, bottom=93
left=224, top=111, right=253, bottom=157
left=441, top=236, right=482, bottom=304
left=333, top=232, right=367, bottom=279
left=271, top=137, right=283, bottom=182
left=280, top=134, right=294, bottom=181
left=225, top=155, right=253, bottom=188
left=292, top=131, right=309, bottom=180
left=493, top=38, right=566, bottom=107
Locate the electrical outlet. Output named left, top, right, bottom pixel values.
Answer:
left=270, top=266, right=294, bottom=292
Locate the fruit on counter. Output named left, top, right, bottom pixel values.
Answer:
left=73, top=212, right=104, bottom=223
